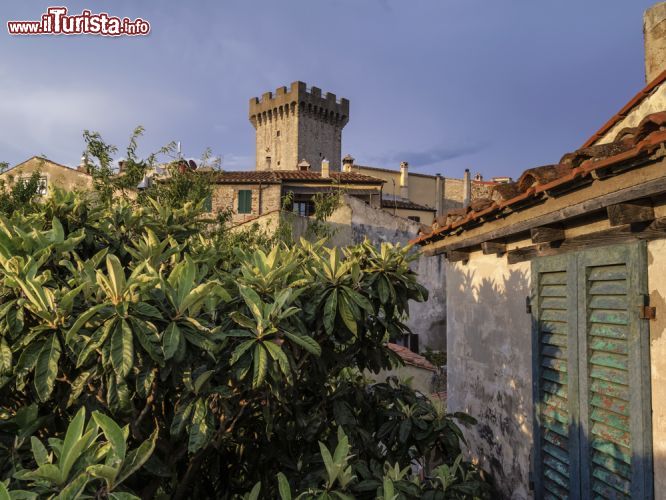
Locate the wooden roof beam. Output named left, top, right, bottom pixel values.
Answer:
left=607, top=198, right=655, bottom=227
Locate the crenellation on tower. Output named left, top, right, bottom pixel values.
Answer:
left=249, top=81, right=349, bottom=171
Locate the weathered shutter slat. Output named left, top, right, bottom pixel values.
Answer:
left=533, top=262, right=578, bottom=499
left=534, top=243, right=652, bottom=500
left=585, top=263, right=632, bottom=499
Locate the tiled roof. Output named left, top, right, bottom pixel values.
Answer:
left=212, top=170, right=384, bottom=185
left=354, top=164, right=441, bottom=179
left=388, top=343, right=436, bottom=371
left=3, top=156, right=92, bottom=178
left=413, top=111, right=666, bottom=245
left=582, top=69, right=666, bottom=148
left=382, top=199, right=436, bottom=212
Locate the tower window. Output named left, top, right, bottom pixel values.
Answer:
left=276, top=130, right=280, bottom=137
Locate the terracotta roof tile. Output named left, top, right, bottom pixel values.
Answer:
left=388, top=343, right=436, bottom=371
left=412, top=111, right=666, bottom=246
left=516, top=164, right=572, bottom=192
left=382, top=199, right=436, bottom=212
left=212, top=170, right=384, bottom=185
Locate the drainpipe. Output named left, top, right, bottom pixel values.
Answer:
left=258, top=181, right=263, bottom=215
left=435, top=173, right=443, bottom=217
left=463, top=168, right=471, bottom=209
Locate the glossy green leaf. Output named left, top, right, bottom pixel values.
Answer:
left=110, top=320, right=133, bottom=379
left=283, top=332, right=321, bottom=356
left=163, top=322, right=181, bottom=361
left=277, top=472, right=291, bottom=500
left=252, top=344, right=267, bottom=388
left=34, top=334, right=61, bottom=402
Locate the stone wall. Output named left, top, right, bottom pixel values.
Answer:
left=443, top=177, right=464, bottom=211
left=210, top=183, right=281, bottom=224
left=446, top=253, right=533, bottom=499
left=644, top=2, right=666, bottom=84
left=249, top=81, right=349, bottom=171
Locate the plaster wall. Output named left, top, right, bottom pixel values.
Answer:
left=446, top=253, right=533, bottom=499
left=647, top=239, right=666, bottom=497
left=367, top=364, right=436, bottom=395
left=355, top=166, right=465, bottom=213
left=596, top=82, right=666, bottom=145
left=391, top=207, right=436, bottom=225
left=1, top=158, right=92, bottom=192
left=328, top=196, right=448, bottom=351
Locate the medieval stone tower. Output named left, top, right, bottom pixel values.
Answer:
left=249, top=81, right=349, bottom=171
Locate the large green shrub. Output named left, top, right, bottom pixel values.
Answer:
left=0, top=187, right=490, bottom=499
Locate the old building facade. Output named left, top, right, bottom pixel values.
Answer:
left=415, top=4, right=666, bottom=497
left=0, top=156, right=92, bottom=194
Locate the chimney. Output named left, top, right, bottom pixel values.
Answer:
left=342, top=154, right=354, bottom=173
left=321, top=158, right=330, bottom=178
left=77, top=155, right=87, bottom=173
left=644, top=2, right=666, bottom=83
left=298, top=159, right=311, bottom=171
left=435, top=173, right=443, bottom=216
left=463, top=169, right=471, bottom=208
left=400, top=161, right=409, bottom=200
left=118, top=160, right=125, bottom=173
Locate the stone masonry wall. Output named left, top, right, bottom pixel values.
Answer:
left=211, top=184, right=281, bottom=224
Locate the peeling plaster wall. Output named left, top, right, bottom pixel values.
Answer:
left=446, top=254, right=533, bottom=499
left=647, top=239, right=666, bottom=497
left=346, top=196, right=447, bottom=351
left=324, top=196, right=448, bottom=351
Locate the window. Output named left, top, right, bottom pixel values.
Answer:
left=407, top=216, right=421, bottom=222
left=18, top=175, right=47, bottom=196
left=276, top=130, right=280, bottom=137
left=531, top=243, right=652, bottom=499
left=237, top=190, right=252, bottom=214
left=292, top=200, right=314, bottom=217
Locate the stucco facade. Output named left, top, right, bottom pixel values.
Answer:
left=0, top=157, right=92, bottom=193
left=446, top=254, right=533, bottom=499
left=353, top=165, right=466, bottom=214
left=647, top=239, right=666, bottom=496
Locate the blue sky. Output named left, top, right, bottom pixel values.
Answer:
left=0, top=1, right=659, bottom=179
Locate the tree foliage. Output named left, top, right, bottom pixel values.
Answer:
left=0, top=134, right=491, bottom=499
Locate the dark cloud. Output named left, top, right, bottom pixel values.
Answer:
left=372, top=143, right=487, bottom=169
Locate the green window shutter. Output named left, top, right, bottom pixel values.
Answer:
left=577, top=244, right=652, bottom=500
left=203, top=194, right=212, bottom=212
left=238, top=190, right=252, bottom=214
left=532, top=243, right=653, bottom=500
left=532, top=254, right=580, bottom=499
